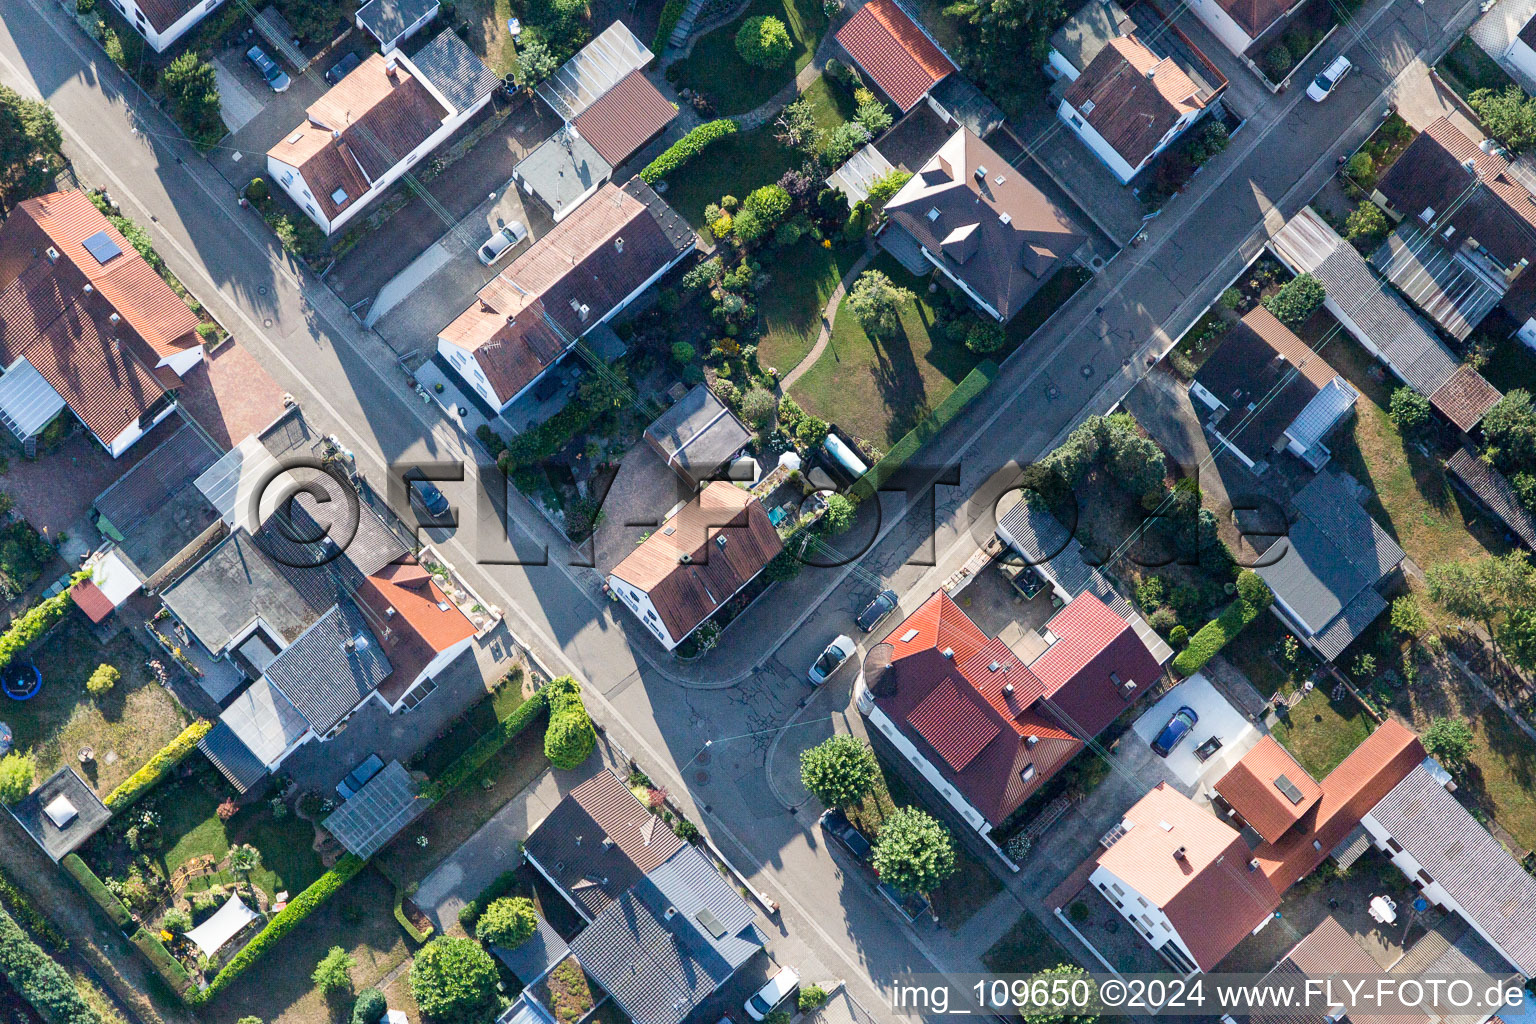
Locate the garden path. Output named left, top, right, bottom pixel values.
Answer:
left=779, top=244, right=873, bottom=389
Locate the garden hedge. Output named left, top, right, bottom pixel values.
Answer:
left=652, top=0, right=685, bottom=51
left=1172, top=596, right=1264, bottom=676
left=0, top=586, right=76, bottom=675
left=858, top=361, right=999, bottom=494
left=197, top=854, right=366, bottom=1003
left=640, top=120, right=737, bottom=184
left=103, top=719, right=211, bottom=810
left=422, top=689, right=548, bottom=801
left=0, top=867, right=66, bottom=950
left=62, top=854, right=133, bottom=930
left=0, top=904, right=105, bottom=1024
left=457, top=868, right=521, bottom=931
left=394, top=888, right=434, bottom=944
left=130, top=926, right=192, bottom=995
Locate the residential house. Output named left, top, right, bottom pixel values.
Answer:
left=1184, top=0, right=1303, bottom=60
left=438, top=178, right=694, bottom=414
left=1249, top=917, right=1432, bottom=1024
left=881, top=128, right=1090, bottom=322
left=1371, top=118, right=1536, bottom=346
left=102, top=0, right=228, bottom=52
left=1189, top=306, right=1357, bottom=470
left=1267, top=206, right=1503, bottom=433
left=522, top=771, right=765, bottom=1024
left=1045, top=0, right=1137, bottom=81
left=356, top=0, right=441, bottom=52
left=607, top=481, right=783, bottom=651
left=835, top=0, right=955, bottom=113
left=514, top=23, right=674, bottom=221
left=856, top=588, right=1163, bottom=840
left=1091, top=782, right=1282, bottom=973
left=0, top=190, right=200, bottom=457
left=1473, top=2, right=1536, bottom=93
left=1362, top=763, right=1536, bottom=977
left=644, top=385, right=752, bottom=489
left=1058, top=36, right=1214, bottom=184
left=267, top=33, right=500, bottom=235
left=1252, top=470, right=1405, bottom=660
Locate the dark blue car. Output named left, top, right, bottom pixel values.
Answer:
left=1151, top=706, right=1199, bottom=757
left=410, top=480, right=451, bottom=520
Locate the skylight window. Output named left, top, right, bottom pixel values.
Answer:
left=927, top=208, right=940, bottom=222
left=900, top=628, right=920, bottom=642
left=331, top=188, right=349, bottom=205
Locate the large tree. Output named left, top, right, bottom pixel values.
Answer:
left=410, top=937, right=500, bottom=1024
left=870, top=806, right=956, bottom=896
left=1021, top=965, right=1100, bottom=1024
left=1469, top=85, right=1536, bottom=153
left=847, top=270, right=913, bottom=339
left=800, top=735, right=879, bottom=809
left=1421, top=718, right=1476, bottom=773
left=1482, top=389, right=1536, bottom=477
left=476, top=896, right=538, bottom=949
left=0, top=85, right=63, bottom=215
left=161, top=53, right=223, bottom=148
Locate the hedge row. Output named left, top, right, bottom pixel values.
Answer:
left=0, top=903, right=105, bottom=1024
left=422, top=689, right=548, bottom=802
left=62, top=854, right=133, bottom=930
left=1172, top=597, right=1263, bottom=676
left=857, top=361, right=998, bottom=495
left=103, top=719, right=211, bottom=810
left=640, top=120, right=737, bottom=184
left=394, top=888, right=434, bottom=944
left=0, top=587, right=76, bottom=676
left=129, top=926, right=192, bottom=995
left=197, top=854, right=366, bottom=1003
left=457, top=868, right=520, bottom=932
left=0, top=867, right=67, bottom=950
left=652, top=0, right=685, bottom=52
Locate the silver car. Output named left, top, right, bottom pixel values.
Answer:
left=809, top=635, right=855, bottom=686
left=478, top=222, right=528, bottom=265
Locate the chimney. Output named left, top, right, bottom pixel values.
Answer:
left=575, top=835, right=583, bottom=845
left=385, top=606, right=396, bottom=618
left=385, top=56, right=399, bottom=76
left=602, top=836, right=613, bottom=849
left=1173, top=846, right=1187, bottom=860
left=45, top=247, right=59, bottom=262
left=941, top=647, right=954, bottom=659
left=108, top=312, right=121, bottom=325
left=679, top=552, right=693, bottom=564
left=83, top=284, right=93, bottom=294
left=614, top=236, right=624, bottom=253
left=989, top=661, right=1002, bottom=672
left=974, top=164, right=988, bottom=181
left=1025, top=734, right=1038, bottom=748
left=664, top=906, right=677, bottom=921
left=1003, top=682, right=1014, bottom=695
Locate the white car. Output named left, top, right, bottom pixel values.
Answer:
left=478, top=221, right=528, bottom=265
left=744, top=967, right=800, bottom=1022
left=808, top=635, right=855, bottom=686
left=1306, top=55, right=1352, bottom=101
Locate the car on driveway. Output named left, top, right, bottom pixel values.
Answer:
left=819, top=808, right=871, bottom=861
left=1151, top=706, right=1199, bottom=757
left=325, top=51, right=362, bottom=84
left=808, top=635, right=855, bottom=686
left=855, top=589, right=899, bottom=633
left=1306, top=55, right=1351, bottom=101
left=478, top=222, right=528, bottom=265
left=410, top=480, right=452, bottom=521
left=246, top=45, right=290, bottom=92
left=744, top=966, right=799, bottom=1022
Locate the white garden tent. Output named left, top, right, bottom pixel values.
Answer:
left=184, top=894, right=259, bottom=958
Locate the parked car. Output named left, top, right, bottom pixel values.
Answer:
left=855, top=589, right=899, bottom=633
left=819, top=808, right=871, bottom=861
left=744, top=967, right=800, bottom=1022
left=325, top=50, right=362, bottom=84
left=1151, top=706, right=1199, bottom=757
left=808, top=635, right=856, bottom=686
left=478, top=222, right=528, bottom=265
left=1306, top=55, right=1351, bottom=101
left=410, top=480, right=451, bottom=520
left=246, top=45, right=291, bottom=92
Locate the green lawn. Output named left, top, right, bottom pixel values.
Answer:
left=1270, top=690, right=1376, bottom=778
left=156, top=782, right=326, bottom=900
left=791, top=254, right=988, bottom=447
left=1221, top=611, right=1313, bottom=699
left=670, top=0, right=828, bottom=114
left=7, top=612, right=192, bottom=796
left=981, top=909, right=1074, bottom=975
left=757, top=238, right=863, bottom=373
left=662, top=128, right=803, bottom=229
left=801, top=73, right=857, bottom=134
left=1437, top=36, right=1520, bottom=104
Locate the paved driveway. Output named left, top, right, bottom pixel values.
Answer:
left=212, top=55, right=264, bottom=134
left=1130, top=673, right=1259, bottom=789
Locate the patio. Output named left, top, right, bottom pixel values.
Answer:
left=1130, top=673, right=1260, bottom=790
left=1057, top=884, right=1182, bottom=974
left=948, top=565, right=1062, bottom=663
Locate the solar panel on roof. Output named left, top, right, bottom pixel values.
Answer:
left=82, top=230, right=123, bottom=265
left=1275, top=774, right=1306, bottom=805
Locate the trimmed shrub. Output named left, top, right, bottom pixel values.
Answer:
left=0, top=869, right=66, bottom=951
left=198, top=855, right=367, bottom=1002
left=424, top=687, right=547, bottom=801
left=245, top=177, right=270, bottom=203
left=61, top=855, right=132, bottom=930
left=1235, top=569, right=1272, bottom=610
left=129, top=927, right=192, bottom=995
left=0, top=587, right=75, bottom=676
left=410, top=937, right=500, bottom=1023
left=0, top=752, right=35, bottom=804
left=457, top=870, right=521, bottom=932
left=476, top=896, right=537, bottom=948
left=1262, top=43, right=1293, bottom=80
left=1172, top=595, right=1265, bottom=676
left=86, top=664, right=119, bottom=696
left=352, top=989, right=388, bottom=1024
left=859, top=362, right=999, bottom=493
left=0, top=904, right=105, bottom=1024
left=103, top=720, right=212, bottom=810
left=735, top=15, right=793, bottom=67
left=652, top=0, right=685, bottom=51
left=394, top=888, right=434, bottom=944
left=544, top=676, right=596, bottom=770
left=640, top=120, right=737, bottom=184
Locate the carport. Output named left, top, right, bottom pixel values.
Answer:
left=1130, top=673, right=1258, bottom=790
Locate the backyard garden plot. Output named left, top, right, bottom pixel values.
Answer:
left=1269, top=688, right=1377, bottom=778
left=669, top=0, right=829, bottom=115
left=5, top=613, right=191, bottom=797
left=756, top=238, right=864, bottom=372
left=1437, top=35, right=1522, bottom=105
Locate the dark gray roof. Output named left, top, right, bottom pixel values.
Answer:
left=514, top=129, right=613, bottom=221
left=410, top=30, right=501, bottom=112
left=11, top=767, right=111, bottom=861
left=263, top=600, right=393, bottom=735
left=198, top=720, right=272, bottom=793
left=1370, top=765, right=1536, bottom=976
left=1372, top=226, right=1505, bottom=342
left=494, top=915, right=570, bottom=984
left=622, top=178, right=699, bottom=259
left=645, top=385, right=751, bottom=484
left=94, top=421, right=222, bottom=534
left=524, top=785, right=682, bottom=920
left=1254, top=471, right=1404, bottom=659
left=356, top=0, right=439, bottom=45
left=570, top=845, right=762, bottom=1024
left=322, top=760, right=427, bottom=858
left=1446, top=448, right=1536, bottom=550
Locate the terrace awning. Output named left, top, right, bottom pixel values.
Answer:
left=185, top=894, right=259, bottom=958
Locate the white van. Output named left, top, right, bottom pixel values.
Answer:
left=744, top=967, right=800, bottom=1021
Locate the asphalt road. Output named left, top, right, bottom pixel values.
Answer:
left=0, top=0, right=1483, bottom=1012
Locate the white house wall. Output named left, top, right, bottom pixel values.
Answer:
left=1057, top=100, right=1143, bottom=183
left=436, top=337, right=512, bottom=410
left=1088, top=864, right=1205, bottom=970
left=108, top=0, right=228, bottom=52
left=1045, top=49, right=1081, bottom=81
left=1182, top=0, right=1255, bottom=56
left=1504, top=37, right=1536, bottom=82
left=855, top=678, right=992, bottom=833
left=267, top=155, right=333, bottom=235
left=104, top=398, right=178, bottom=458
left=607, top=575, right=678, bottom=649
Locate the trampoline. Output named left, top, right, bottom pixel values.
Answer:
left=2, top=662, right=41, bottom=701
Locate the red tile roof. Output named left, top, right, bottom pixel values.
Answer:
left=1031, top=593, right=1163, bottom=737
left=357, top=558, right=477, bottom=703
left=572, top=71, right=679, bottom=167
left=1214, top=736, right=1322, bottom=844
left=1430, top=363, right=1502, bottom=434
left=1251, top=719, right=1424, bottom=891
left=835, top=0, right=954, bottom=111
left=1099, top=782, right=1281, bottom=970
left=1062, top=37, right=1204, bottom=170
left=70, top=579, right=116, bottom=623
left=910, top=677, right=1000, bottom=770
